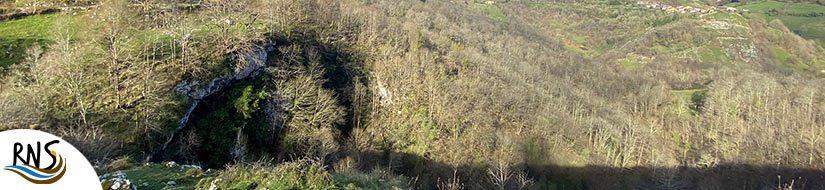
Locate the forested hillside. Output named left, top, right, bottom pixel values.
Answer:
left=1, top=0, right=825, bottom=189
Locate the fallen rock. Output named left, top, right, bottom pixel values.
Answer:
left=181, top=164, right=201, bottom=170
left=100, top=170, right=136, bottom=190
left=114, top=171, right=127, bottom=178
left=111, top=181, right=122, bottom=190
left=209, top=178, right=222, bottom=190
left=166, top=180, right=177, bottom=187
left=98, top=173, right=111, bottom=181
left=165, top=161, right=178, bottom=168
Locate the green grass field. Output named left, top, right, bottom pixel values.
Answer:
left=618, top=53, right=650, bottom=70
left=773, top=15, right=825, bottom=46
left=708, top=12, right=749, bottom=27
left=120, top=164, right=205, bottom=190
left=468, top=3, right=507, bottom=20
left=671, top=88, right=706, bottom=116
left=773, top=46, right=813, bottom=71
left=737, top=0, right=787, bottom=12
left=0, top=14, right=60, bottom=70
left=698, top=46, right=731, bottom=64
left=735, top=1, right=825, bottom=48
left=785, top=3, right=825, bottom=16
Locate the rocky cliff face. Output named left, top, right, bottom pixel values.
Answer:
left=153, top=40, right=276, bottom=160
left=174, top=41, right=275, bottom=100
left=173, top=40, right=276, bottom=129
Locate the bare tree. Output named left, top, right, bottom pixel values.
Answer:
left=439, top=169, right=465, bottom=190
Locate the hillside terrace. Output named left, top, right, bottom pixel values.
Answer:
left=637, top=1, right=745, bottom=14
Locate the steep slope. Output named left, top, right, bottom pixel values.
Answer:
left=352, top=0, right=825, bottom=188
left=1, top=0, right=825, bottom=189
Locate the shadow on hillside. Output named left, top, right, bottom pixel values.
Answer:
left=269, top=37, right=368, bottom=137
left=153, top=36, right=368, bottom=168
left=351, top=150, right=825, bottom=190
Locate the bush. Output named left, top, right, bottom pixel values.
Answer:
left=199, top=159, right=335, bottom=190
left=201, top=159, right=411, bottom=190
left=105, top=157, right=133, bottom=172
left=185, top=168, right=205, bottom=177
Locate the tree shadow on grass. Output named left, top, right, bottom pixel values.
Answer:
left=0, top=38, right=47, bottom=70
left=352, top=150, right=825, bottom=190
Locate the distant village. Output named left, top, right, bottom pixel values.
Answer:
left=637, top=1, right=747, bottom=14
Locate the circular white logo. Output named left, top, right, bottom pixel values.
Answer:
left=0, top=129, right=99, bottom=189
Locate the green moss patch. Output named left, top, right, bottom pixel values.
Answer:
left=468, top=3, right=507, bottom=20
left=708, top=12, right=748, bottom=27
left=698, top=47, right=730, bottom=64
left=773, top=47, right=811, bottom=71
left=617, top=53, right=651, bottom=70
left=121, top=164, right=206, bottom=190
left=773, top=47, right=792, bottom=64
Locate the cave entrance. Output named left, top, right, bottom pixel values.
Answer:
left=161, top=37, right=369, bottom=168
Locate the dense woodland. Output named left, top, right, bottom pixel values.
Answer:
left=1, top=0, right=825, bottom=189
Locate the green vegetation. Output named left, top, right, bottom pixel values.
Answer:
left=698, top=46, right=730, bottom=63
left=617, top=53, right=651, bottom=70
left=123, top=164, right=205, bottom=190
left=104, top=157, right=134, bottom=172
left=774, top=47, right=811, bottom=70
left=737, top=0, right=786, bottom=12
left=650, top=45, right=672, bottom=54
left=708, top=12, right=748, bottom=26
left=565, top=33, right=607, bottom=57
left=233, top=85, right=270, bottom=119
left=198, top=160, right=334, bottom=190
left=772, top=15, right=825, bottom=46
left=0, top=14, right=59, bottom=70
left=198, top=160, right=408, bottom=190
left=1, top=0, right=97, bottom=7
left=100, top=159, right=206, bottom=190
left=774, top=47, right=793, bottom=64
left=3, top=0, right=825, bottom=189
left=331, top=169, right=409, bottom=190
left=766, top=26, right=785, bottom=40
left=671, top=89, right=706, bottom=115
left=785, top=3, right=825, bottom=16
left=737, top=1, right=825, bottom=48
left=468, top=3, right=507, bottom=20
left=190, top=80, right=271, bottom=167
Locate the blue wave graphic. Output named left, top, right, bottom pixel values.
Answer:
left=4, top=165, right=56, bottom=179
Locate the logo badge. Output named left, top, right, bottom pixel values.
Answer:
left=5, top=140, right=67, bottom=184
left=0, top=129, right=99, bottom=189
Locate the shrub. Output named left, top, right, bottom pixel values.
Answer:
left=105, top=157, right=133, bottom=172
left=185, top=168, right=205, bottom=177
left=199, top=159, right=335, bottom=190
